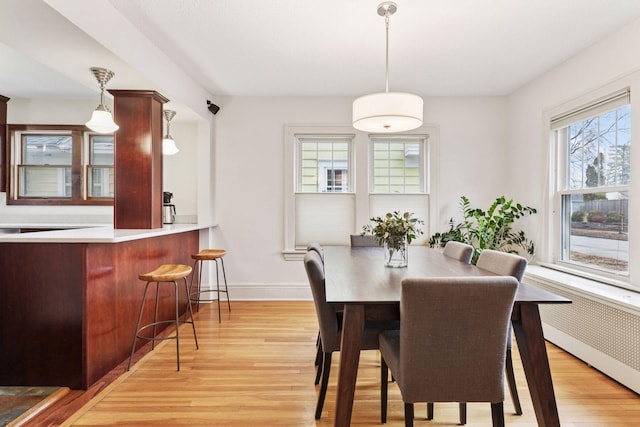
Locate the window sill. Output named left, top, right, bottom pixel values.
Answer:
left=525, top=264, right=640, bottom=312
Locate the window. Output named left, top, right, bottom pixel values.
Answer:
left=19, top=133, right=73, bottom=198
left=294, top=135, right=355, bottom=246
left=552, top=90, right=630, bottom=277
left=283, top=125, right=437, bottom=258
left=371, top=136, right=425, bottom=193
left=7, top=125, right=114, bottom=205
left=87, top=134, right=114, bottom=198
left=298, top=137, right=351, bottom=192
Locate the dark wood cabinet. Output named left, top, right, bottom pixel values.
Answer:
left=0, top=230, right=198, bottom=389
left=110, top=90, right=168, bottom=230
left=0, top=95, right=9, bottom=193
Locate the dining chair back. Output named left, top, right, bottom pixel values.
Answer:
left=442, top=241, right=474, bottom=264
left=380, top=276, right=518, bottom=427
left=304, top=250, right=396, bottom=419
left=476, top=249, right=527, bottom=281
left=474, top=248, right=528, bottom=417
left=306, top=242, right=324, bottom=261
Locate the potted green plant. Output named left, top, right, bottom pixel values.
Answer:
left=362, top=211, right=424, bottom=267
left=428, top=195, right=536, bottom=264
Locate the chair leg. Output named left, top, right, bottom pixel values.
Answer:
left=491, top=402, right=505, bottom=427
left=404, top=402, right=414, bottom=427
left=214, top=259, right=222, bottom=322
left=459, top=402, right=467, bottom=425
left=315, top=352, right=332, bottom=419
left=172, top=280, right=180, bottom=371
left=314, top=338, right=323, bottom=385
left=381, top=357, right=388, bottom=423
left=505, top=349, right=523, bottom=415
left=182, top=277, right=199, bottom=350
left=220, top=257, right=231, bottom=311
left=127, top=281, right=152, bottom=371
left=426, top=402, right=433, bottom=420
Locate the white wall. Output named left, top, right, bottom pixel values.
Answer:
left=1, top=97, right=204, bottom=225
left=212, top=96, right=509, bottom=297
left=507, top=16, right=640, bottom=266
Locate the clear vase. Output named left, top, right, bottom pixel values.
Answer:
left=384, top=236, right=408, bottom=268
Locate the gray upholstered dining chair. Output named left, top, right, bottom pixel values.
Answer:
left=380, top=276, right=518, bottom=427
left=307, top=241, right=324, bottom=261
left=304, top=250, right=397, bottom=419
left=442, top=241, right=474, bottom=264
left=475, top=249, right=528, bottom=416
left=306, top=242, right=325, bottom=385
left=350, top=234, right=380, bottom=247
left=429, top=248, right=528, bottom=424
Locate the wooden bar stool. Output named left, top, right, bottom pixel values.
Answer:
left=190, top=249, right=231, bottom=322
left=127, top=264, right=199, bottom=371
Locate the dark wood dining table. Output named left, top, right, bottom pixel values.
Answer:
left=323, top=245, right=571, bottom=427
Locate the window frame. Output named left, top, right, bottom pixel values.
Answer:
left=296, top=135, right=354, bottom=193
left=7, top=124, right=114, bottom=206
left=283, top=124, right=439, bottom=259
left=86, top=133, right=115, bottom=200
left=369, top=135, right=427, bottom=194
left=545, top=87, right=635, bottom=289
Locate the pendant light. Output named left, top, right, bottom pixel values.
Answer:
left=352, top=2, right=423, bottom=133
left=85, top=67, right=119, bottom=134
left=162, top=110, right=179, bottom=155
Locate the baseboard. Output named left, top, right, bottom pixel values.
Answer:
left=197, top=282, right=312, bottom=301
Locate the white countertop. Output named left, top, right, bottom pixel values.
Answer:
left=0, top=223, right=214, bottom=243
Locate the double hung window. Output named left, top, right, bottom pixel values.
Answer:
left=284, top=125, right=435, bottom=257
left=552, top=90, right=630, bottom=277
left=294, top=135, right=355, bottom=246
left=18, top=132, right=73, bottom=198
left=371, top=136, right=424, bottom=193
left=7, top=125, right=114, bottom=205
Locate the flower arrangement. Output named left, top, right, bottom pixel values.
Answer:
left=362, top=211, right=424, bottom=248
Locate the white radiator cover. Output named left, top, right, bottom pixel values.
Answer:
left=525, top=273, right=640, bottom=394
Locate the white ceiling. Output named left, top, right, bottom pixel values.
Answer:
left=2, top=0, right=640, bottom=118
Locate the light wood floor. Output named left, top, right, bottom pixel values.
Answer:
left=47, top=301, right=639, bottom=426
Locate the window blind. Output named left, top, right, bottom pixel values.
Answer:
left=551, top=89, right=630, bottom=130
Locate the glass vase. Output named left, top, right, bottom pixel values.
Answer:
left=384, top=235, right=408, bottom=268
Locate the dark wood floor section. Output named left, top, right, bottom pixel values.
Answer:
left=19, top=301, right=640, bottom=426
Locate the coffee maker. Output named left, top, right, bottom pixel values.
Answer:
left=163, top=191, right=176, bottom=224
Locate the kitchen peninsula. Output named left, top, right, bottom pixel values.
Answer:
left=0, top=223, right=209, bottom=389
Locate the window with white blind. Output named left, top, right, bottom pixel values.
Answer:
left=551, top=90, right=631, bottom=279
left=294, top=135, right=355, bottom=246
left=283, top=124, right=437, bottom=259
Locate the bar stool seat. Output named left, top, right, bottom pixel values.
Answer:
left=190, top=249, right=231, bottom=322
left=127, top=264, right=198, bottom=371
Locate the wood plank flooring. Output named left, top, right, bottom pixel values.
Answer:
left=30, top=301, right=640, bottom=426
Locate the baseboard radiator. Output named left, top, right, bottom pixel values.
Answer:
left=524, top=275, right=640, bottom=394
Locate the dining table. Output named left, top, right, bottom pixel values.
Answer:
left=323, top=245, right=571, bottom=427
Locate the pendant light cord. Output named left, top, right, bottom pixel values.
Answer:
left=385, top=10, right=390, bottom=93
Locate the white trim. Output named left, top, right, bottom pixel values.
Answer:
left=223, top=282, right=312, bottom=301
left=526, top=265, right=640, bottom=313
left=541, top=75, right=639, bottom=290
left=542, top=323, right=640, bottom=394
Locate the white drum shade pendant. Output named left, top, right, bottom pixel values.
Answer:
left=353, top=2, right=423, bottom=133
